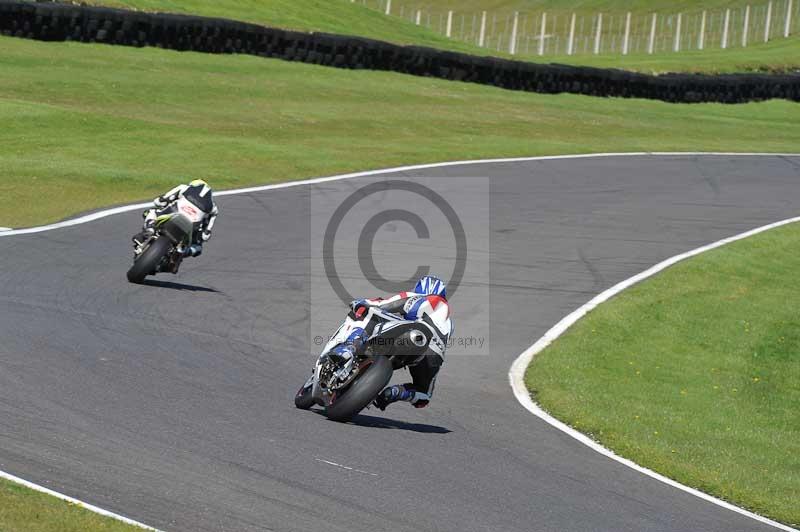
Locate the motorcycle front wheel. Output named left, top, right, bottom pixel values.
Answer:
left=127, top=237, right=171, bottom=284
left=325, top=355, right=392, bottom=422
left=294, top=382, right=315, bottom=410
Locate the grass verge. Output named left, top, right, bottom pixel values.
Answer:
left=1, top=35, right=799, bottom=227
left=525, top=222, right=800, bottom=526
left=86, top=0, right=800, bottom=73
left=0, top=476, right=145, bottom=531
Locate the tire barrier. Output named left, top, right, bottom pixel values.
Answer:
left=1, top=1, right=798, bottom=103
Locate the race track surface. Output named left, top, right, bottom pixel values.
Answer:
left=1, top=155, right=798, bottom=532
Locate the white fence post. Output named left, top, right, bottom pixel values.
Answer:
left=648, top=13, right=657, bottom=54
left=785, top=0, right=793, bottom=37
left=538, top=12, right=547, bottom=56
left=698, top=10, right=707, bottom=49
left=674, top=13, right=682, bottom=51
left=742, top=5, right=750, bottom=46
left=567, top=13, right=576, bottom=55
left=415, top=9, right=421, bottom=25
left=384, top=0, right=391, bottom=16
left=479, top=11, right=487, bottom=47
left=446, top=10, right=453, bottom=37
left=622, top=12, right=631, bottom=54
left=594, top=13, right=603, bottom=54
left=764, top=1, right=773, bottom=41
left=509, top=11, right=519, bottom=54
left=722, top=8, right=731, bottom=48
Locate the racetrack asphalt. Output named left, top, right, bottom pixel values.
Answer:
left=1, top=154, right=798, bottom=532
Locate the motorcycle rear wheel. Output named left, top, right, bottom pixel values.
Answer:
left=127, top=237, right=171, bottom=284
left=326, top=355, right=392, bottom=422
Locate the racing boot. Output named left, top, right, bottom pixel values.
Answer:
left=373, top=384, right=413, bottom=411
left=184, top=244, right=203, bottom=258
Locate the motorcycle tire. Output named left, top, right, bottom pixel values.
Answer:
left=294, top=383, right=315, bottom=410
left=326, top=355, right=392, bottom=422
left=127, top=237, right=171, bottom=284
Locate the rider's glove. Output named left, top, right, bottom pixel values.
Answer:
left=153, top=196, right=168, bottom=208
left=201, top=230, right=212, bottom=242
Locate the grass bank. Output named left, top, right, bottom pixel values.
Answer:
left=0, top=476, right=145, bottom=531
left=86, top=0, right=800, bottom=73
left=525, top=222, right=800, bottom=526
left=1, top=35, right=799, bottom=227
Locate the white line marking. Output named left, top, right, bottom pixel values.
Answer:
left=2, top=152, right=799, bottom=236
left=508, top=217, right=800, bottom=532
left=0, top=227, right=11, bottom=231
left=0, top=470, right=159, bottom=530
left=315, top=458, right=378, bottom=476
left=2, top=152, right=799, bottom=531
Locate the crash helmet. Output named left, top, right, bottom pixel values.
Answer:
left=414, top=275, right=447, bottom=298
left=188, top=179, right=210, bottom=191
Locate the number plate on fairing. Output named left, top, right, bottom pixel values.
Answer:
left=177, top=197, right=205, bottom=223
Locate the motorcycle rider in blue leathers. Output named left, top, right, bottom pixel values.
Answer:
left=326, top=275, right=452, bottom=411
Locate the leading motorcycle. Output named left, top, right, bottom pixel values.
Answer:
left=126, top=195, right=209, bottom=283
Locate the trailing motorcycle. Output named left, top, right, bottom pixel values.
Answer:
left=295, top=305, right=448, bottom=422
left=126, top=195, right=208, bottom=283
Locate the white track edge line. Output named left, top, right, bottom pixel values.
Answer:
left=0, top=470, right=159, bottom=530
left=508, top=216, right=800, bottom=532
left=1, top=151, right=799, bottom=532
left=2, top=151, right=799, bottom=237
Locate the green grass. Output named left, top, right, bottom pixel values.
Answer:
left=526, top=223, right=800, bottom=526
left=87, top=0, right=485, bottom=54
left=553, top=35, right=800, bottom=73
left=392, top=0, right=758, bottom=14
left=1, top=35, right=799, bottom=227
left=84, top=0, right=800, bottom=73
left=0, top=477, right=144, bottom=531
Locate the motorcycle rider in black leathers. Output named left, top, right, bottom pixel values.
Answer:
left=132, top=179, right=218, bottom=258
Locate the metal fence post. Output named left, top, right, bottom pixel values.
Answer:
left=510, top=11, right=519, bottom=54
left=538, top=12, right=547, bottom=55
left=648, top=13, right=657, bottom=54
left=722, top=8, right=731, bottom=48
left=479, top=11, right=487, bottom=46
left=622, top=11, right=631, bottom=54
left=384, top=0, right=391, bottom=16
left=594, top=13, right=603, bottom=54
left=567, top=13, right=576, bottom=55
left=674, top=13, right=682, bottom=51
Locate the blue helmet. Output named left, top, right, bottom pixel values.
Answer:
left=414, top=275, right=447, bottom=298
